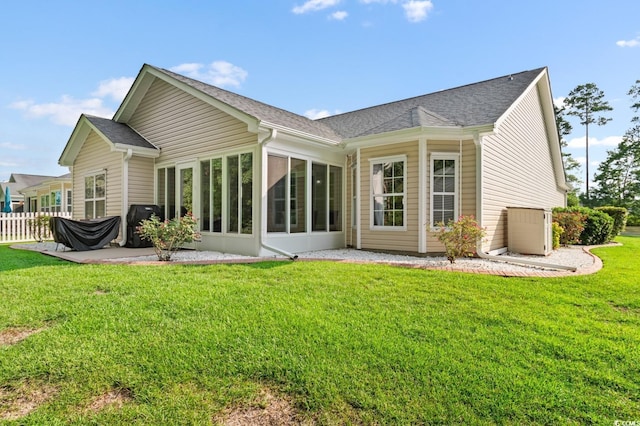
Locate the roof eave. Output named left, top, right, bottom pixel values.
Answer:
left=260, top=121, right=342, bottom=148
left=343, top=125, right=494, bottom=149
left=112, top=143, right=160, bottom=158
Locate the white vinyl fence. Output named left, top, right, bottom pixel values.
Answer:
left=0, top=212, right=72, bottom=243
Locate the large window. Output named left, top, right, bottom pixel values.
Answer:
left=227, top=153, right=253, bottom=234
left=84, top=172, right=106, bottom=219
left=200, top=158, right=222, bottom=232
left=266, top=156, right=341, bottom=233
left=430, top=154, right=458, bottom=227
left=157, top=167, right=176, bottom=220
left=267, top=156, right=307, bottom=233
left=370, top=157, right=405, bottom=228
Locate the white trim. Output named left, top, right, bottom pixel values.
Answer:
left=356, top=148, right=361, bottom=249
left=429, top=152, right=460, bottom=230
left=369, top=154, right=408, bottom=231
left=418, top=138, right=427, bottom=253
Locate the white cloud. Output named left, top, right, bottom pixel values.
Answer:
left=292, top=0, right=341, bottom=14
left=553, top=97, right=565, bottom=109
left=360, top=0, right=400, bottom=3
left=0, top=160, right=19, bottom=167
left=0, top=142, right=27, bottom=150
left=567, top=135, right=622, bottom=149
left=304, top=108, right=341, bottom=119
left=91, top=77, right=135, bottom=101
left=10, top=96, right=114, bottom=126
left=616, top=36, right=640, bottom=48
left=170, top=61, right=248, bottom=88
left=330, top=10, right=348, bottom=20
left=402, top=0, right=433, bottom=22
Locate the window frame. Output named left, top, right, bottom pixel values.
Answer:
left=84, top=171, right=106, bottom=219
left=369, top=155, right=407, bottom=231
left=429, top=153, right=459, bottom=230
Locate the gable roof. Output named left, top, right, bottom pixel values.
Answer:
left=61, top=65, right=553, bottom=166
left=59, top=114, right=159, bottom=166
left=84, top=115, right=156, bottom=150
left=318, top=68, right=547, bottom=138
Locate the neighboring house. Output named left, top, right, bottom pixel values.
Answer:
left=58, top=64, right=567, bottom=256
left=19, top=173, right=73, bottom=213
left=1, top=173, right=70, bottom=213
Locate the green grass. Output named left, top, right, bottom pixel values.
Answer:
left=0, top=239, right=639, bottom=424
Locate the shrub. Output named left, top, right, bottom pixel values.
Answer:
left=138, top=213, right=200, bottom=261
left=434, top=215, right=486, bottom=264
left=554, top=207, right=614, bottom=245
left=551, top=222, right=563, bottom=250
left=27, top=214, right=51, bottom=243
left=595, top=206, right=627, bottom=237
left=627, top=214, right=640, bottom=227
left=552, top=210, right=586, bottom=245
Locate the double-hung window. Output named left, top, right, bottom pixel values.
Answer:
left=430, top=154, right=458, bottom=228
left=370, top=156, right=406, bottom=229
left=84, top=172, right=106, bottom=219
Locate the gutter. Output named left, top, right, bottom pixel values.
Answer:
left=119, top=149, right=133, bottom=247
left=258, top=126, right=298, bottom=260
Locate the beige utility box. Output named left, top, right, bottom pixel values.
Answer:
left=507, top=207, right=553, bottom=256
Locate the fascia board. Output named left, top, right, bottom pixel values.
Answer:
left=343, top=125, right=491, bottom=150
left=58, top=116, right=92, bottom=167
left=259, top=121, right=342, bottom=149
left=111, top=143, right=161, bottom=158
left=117, top=65, right=260, bottom=133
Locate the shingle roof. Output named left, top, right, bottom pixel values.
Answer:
left=152, top=66, right=344, bottom=142
left=85, top=115, right=156, bottom=150
left=318, top=68, right=546, bottom=138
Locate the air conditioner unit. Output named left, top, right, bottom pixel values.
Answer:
left=507, top=207, right=552, bottom=256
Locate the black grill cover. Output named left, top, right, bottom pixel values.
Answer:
left=49, top=216, right=121, bottom=251
left=125, top=204, right=162, bottom=248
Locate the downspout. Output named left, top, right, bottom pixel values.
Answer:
left=119, top=149, right=133, bottom=247
left=473, top=135, right=576, bottom=272
left=258, top=127, right=298, bottom=260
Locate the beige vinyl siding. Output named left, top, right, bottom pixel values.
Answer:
left=72, top=131, right=123, bottom=220
left=127, top=156, right=155, bottom=205
left=128, top=79, right=257, bottom=163
left=360, top=141, right=419, bottom=252
left=481, top=87, right=566, bottom=251
left=425, top=140, right=476, bottom=252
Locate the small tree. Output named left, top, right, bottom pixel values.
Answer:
left=434, top=215, right=486, bottom=264
left=27, top=214, right=51, bottom=243
left=137, top=213, right=200, bottom=261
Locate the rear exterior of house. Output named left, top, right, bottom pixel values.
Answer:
left=59, top=64, right=567, bottom=257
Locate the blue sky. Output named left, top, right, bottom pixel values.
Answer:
left=1, top=0, right=639, bottom=191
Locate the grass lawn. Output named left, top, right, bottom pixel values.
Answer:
left=0, top=239, right=639, bottom=424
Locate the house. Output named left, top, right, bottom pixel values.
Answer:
left=19, top=173, right=72, bottom=213
left=58, top=64, right=568, bottom=256
left=1, top=173, right=71, bottom=213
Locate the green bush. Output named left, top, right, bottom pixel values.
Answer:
left=552, top=210, right=586, bottom=245
left=138, top=213, right=200, bottom=261
left=434, top=215, right=486, bottom=264
left=551, top=222, right=563, bottom=250
left=627, top=214, right=640, bottom=226
left=595, top=206, right=627, bottom=237
left=554, top=207, right=614, bottom=245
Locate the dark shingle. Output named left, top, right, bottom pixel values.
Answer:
left=318, top=68, right=545, bottom=138
left=85, top=115, right=157, bottom=150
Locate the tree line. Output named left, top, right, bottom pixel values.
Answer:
left=556, top=79, right=640, bottom=223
